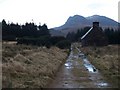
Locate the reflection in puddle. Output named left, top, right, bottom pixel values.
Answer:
left=65, top=62, right=73, bottom=69
left=66, top=47, right=98, bottom=73
left=97, top=82, right=109, bottom=87
left=65, top=48, right=73, bottom=69
left=64, top=46, right=110, bottom=88
left=77, top=47, right=110, bottom=87
left=73, top=55, right=79, bottom=59
left=84, top=64, right=96, bottom=72
left=79, top=53, right=84, bottom=57
left=76, top=46, right=98, bottom=73
left=79, top=52, right=98, bottom=73
left=83, top=58, right=98, bottom=73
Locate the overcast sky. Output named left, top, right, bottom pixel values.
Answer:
left=0, top=0, right=119, bottom=28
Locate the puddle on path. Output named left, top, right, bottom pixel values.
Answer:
left=97, top=82, right=109, bottom=87
left=65, top=62, right=73, bottom=69
left=77, top=47, right=97, bottom=73
left=77, top=47, right=111, bottom=87
left=48, top=45, right=112, bottom=88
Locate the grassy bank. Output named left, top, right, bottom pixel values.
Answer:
left=2, top=42, right=68, bottom=88
left=78, top=44, right=119, bottom=87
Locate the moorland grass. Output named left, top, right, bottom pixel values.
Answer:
left=2, top=42, right=68, bottom=88
left=79, top=44, right=119, bottom=87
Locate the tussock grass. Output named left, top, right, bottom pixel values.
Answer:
left=79, top=44, right=119, bottom=87
left=2, top=43, right=68, bottom=88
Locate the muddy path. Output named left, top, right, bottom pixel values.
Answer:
left=48, top=45, right=113, bottom=88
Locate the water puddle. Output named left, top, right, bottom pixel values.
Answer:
left=49, top=46, right=111, bottom=88
left=98, top=82, right=108, bottom=86
left=64, top=50, right=73, bottom=69
left=66, top=47, right=98, bottom=73
left=65, top=62, right=73, bottom=69
left=73, top=55, right=79, bottom=59
left=96, top=82, right=109, bottom=87
left=83, top=58, right=98, bottom=73
left=76, top=47, right=110, bottom=87
left=77, top=48, right=98, bottom=73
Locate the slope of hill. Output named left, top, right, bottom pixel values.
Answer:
left=54, top=15, right=118, bottom=34
left=49, top=29, right=65, bottom=37
left=54, top=15, right=91, bottom=30
left=86, top=15, right=118, bottom=27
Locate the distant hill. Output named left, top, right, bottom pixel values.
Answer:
left=54, top=15, right=119, bottom=35
left=54, top=15, right=90, bottom=30
left=49, top=29, right=65, bottom=37
left=86, top=15, right=118, bottom=27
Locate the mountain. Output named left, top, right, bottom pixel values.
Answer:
left=86, top=15, right=118, bottom=27
left=54, top=15, right=118, bottom=35
left=54, top=15, right=90, bottom=30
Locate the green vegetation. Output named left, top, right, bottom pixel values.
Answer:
left=66, top=27, right=120, bottom=44
left=55, top=40, right=71, bottom=49
left=2, top=19, right=71, bottom=49
left=17, top=36, right=71, bottom=49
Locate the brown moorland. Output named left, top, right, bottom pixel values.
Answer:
left=2, top=42, right=68, bottom=88
left=76, top=43, right=119, bottom=87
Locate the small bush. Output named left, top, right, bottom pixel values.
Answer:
left=55, top=40, right=71, bottom=49
left=17, top=36, right=51, bottom=48
left=17, top=36, right=68, bottom=48
left=50, top=36, right=66, bottom=45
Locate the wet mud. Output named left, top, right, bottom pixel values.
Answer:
left=48, top=45, right=112, bottom=88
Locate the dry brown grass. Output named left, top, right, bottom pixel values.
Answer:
left=2, top=43, right=68, bottom=88
left=79, top=44, right=119, bottom=87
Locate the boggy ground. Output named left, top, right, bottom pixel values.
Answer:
left=48, top=44, right=114, bottom=88
left=2, top=42, right=68, bottom=88
left=76, top=43, right=119, bottom=88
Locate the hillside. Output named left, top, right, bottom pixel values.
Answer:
left=49, top=29, right=65, bottom=37
left=54, top=15, right=118, bottom=35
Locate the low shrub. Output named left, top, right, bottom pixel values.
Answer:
left=55, top=40, right=71, bottom=49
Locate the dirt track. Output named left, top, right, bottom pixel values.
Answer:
left=48, top=44, right=113, bottom=88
